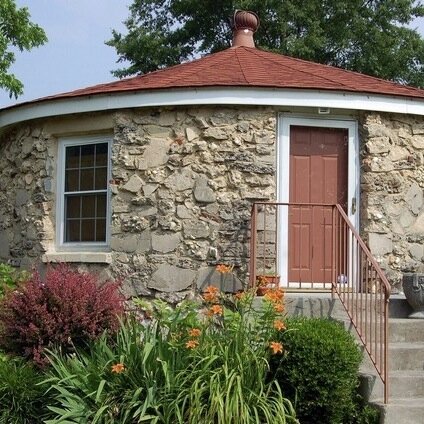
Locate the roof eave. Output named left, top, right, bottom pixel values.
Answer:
left=1, top=86, right=423, bottom=129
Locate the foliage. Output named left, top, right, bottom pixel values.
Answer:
left=0, top=0, right=47, bottom=98
left=0, top=355, right=51, bottom=423
left=44, top=287, right=298, bottom=423
left=108, top=0, right=424, bottom=87
left=0, top=263, right=29, bottom=299
left=0, top=264, right=124, bottom=366
left=270, top=317, right=365, bottom=424
left=348, top=394, right=380, bottom=424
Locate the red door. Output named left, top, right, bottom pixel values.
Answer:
left=288, top=126, right=348, bottom=283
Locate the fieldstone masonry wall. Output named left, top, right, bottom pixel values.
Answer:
left=360, top=112, right=424, bottom=289
left=1, top=107, right=423, bottom=296
left=0, top=126, right=56, bottom=270
left=110, top=107, right=276, bottom=300
left=0, top=107, right=276, bottom=301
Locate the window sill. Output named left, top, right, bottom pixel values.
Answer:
left=42, top=251, right=113, bottom=264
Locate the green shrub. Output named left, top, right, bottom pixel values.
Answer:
left=270, top=317, right=363, bottom=424
left=44, top=288, right=298, bottom=423
left=0, top=263, right=29, bottom=299
left=348, top=394, right=380, bottom=424
left=0, top=356, right=51, bottom=423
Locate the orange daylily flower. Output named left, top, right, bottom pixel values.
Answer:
left=274, top=320, right=286, bottom=331
left=274, top=303, right=285, bottom=313
left=216, top=264, right=233, bottom=274
left=209, top=304, right=223, bottom=316
left=264, top=288, right=285, bottom=303
left=205, top=285, right=219, bottom=294
left=186, top=339, right=199, bottom=349
left=111, top=363, right=125, bottom=373
left=270, top=341, right=284, bottom=354
left=203, top=285, right=219, bottom=302
left=189, top=328, right=202, bottom=337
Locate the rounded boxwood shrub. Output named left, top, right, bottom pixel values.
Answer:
left=270, top=317, right=363, bottom=424
left=0, top=264, right=124, bottom=366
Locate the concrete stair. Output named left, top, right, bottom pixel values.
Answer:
left=369, top=307, right=424, bottom=424
left=284, top=292, right=424, bottom=424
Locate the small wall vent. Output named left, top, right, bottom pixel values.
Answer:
left=318, top=107, right=331, bottom=114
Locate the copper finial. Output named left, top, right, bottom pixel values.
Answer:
left=231, top=10, right=259, bottom=48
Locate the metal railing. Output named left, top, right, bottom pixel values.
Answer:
left=250, top=202, right=391, bottom=403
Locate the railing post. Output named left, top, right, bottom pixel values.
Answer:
left=249, top=203, right=258, bottom=288
left=384, top=296, right=389, bottom=404
left=331, top=205, right=336, bottom=299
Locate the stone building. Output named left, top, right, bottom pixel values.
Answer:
left=0, top=11, right=423, bottom=299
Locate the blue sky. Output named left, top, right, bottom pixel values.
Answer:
left=0, top=0, right=130, bottom=107
left=0, top=1, right=423, bottom=108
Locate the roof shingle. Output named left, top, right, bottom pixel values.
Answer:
left=10, top=46, right=424, bottom=106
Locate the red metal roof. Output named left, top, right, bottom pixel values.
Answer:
left=10, top=46, right=424, bottom=105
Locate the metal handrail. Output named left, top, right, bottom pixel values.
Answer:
left=333, top=204, right=390, bottom=404
left=250, top=202, right=390, bottom=403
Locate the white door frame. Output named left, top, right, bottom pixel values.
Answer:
left=276, top=114, right=359, bottom=287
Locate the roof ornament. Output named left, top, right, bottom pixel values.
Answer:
left=231, top=10, right=259, bottom=48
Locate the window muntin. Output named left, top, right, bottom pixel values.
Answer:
left=58, top=137, right=111, bottom=248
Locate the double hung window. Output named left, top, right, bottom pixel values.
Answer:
left=57, top=136, right=111, bottom=248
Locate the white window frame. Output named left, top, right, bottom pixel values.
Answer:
left=56, top=135, right=112, bottom=251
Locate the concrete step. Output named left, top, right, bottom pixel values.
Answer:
left=389, top=318, right=424, bottom=343
left=360, top=345, right=424, bottom=402
left=372, top=398, right=424, bottom=424
left=389, top=343, right=424, bottom=371
left=284, top=292, right=349, bottom=320
left=389, top=371, right=424, bottom=398
left=284, top=292, right=412, bottom=318
left=285, top=292, right=392, bottom=322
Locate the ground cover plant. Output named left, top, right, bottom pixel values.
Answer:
left=44, top=285, right=298, bottom=423
left=0, top=355, right=51, bottom=423
left=0, top=264, right=124, bottom=366
left=0, top=263, right=29, bottom=299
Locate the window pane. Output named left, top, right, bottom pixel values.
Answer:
left=97, top=194, right=107, bottom=218
left=96, top=219, right=106, bottom=241
left=80, top=169, right=94, bottom=191
left=65, top=170, right=79, bottom=192
left=80, top=145, right=95, bottom=167
left=81, top=195, right=96, bottom=218
left=66, top=146, right=80, bottom=169
left=66, top=196, right=80, bottom=219
left=66, top=220, right=80, bottom=242
left=95, top=143, right=108, bottom=167
left=95, top=167, right=107, bottom=190
left=81, top=219, right=95, bottom=241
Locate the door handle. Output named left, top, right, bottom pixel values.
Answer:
left=351, top=197, right=356, bottom=215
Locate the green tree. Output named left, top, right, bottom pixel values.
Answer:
left=108, top=0, right=424, bottom=87
left=0, top=0, right=47, bottom=98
